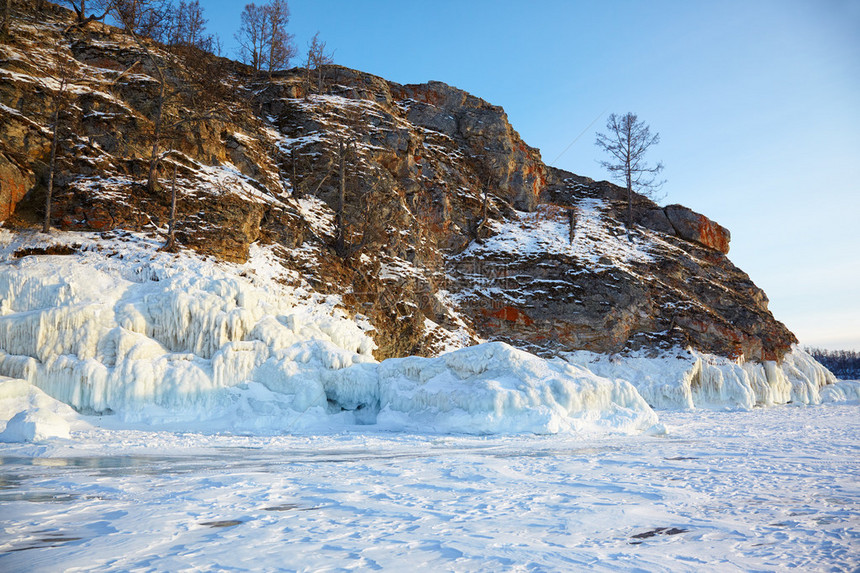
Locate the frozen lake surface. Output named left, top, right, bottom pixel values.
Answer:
left=1, top=405, right=858, bottom=572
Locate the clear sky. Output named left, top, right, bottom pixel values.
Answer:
left=200, top=0, right=860, bottom=350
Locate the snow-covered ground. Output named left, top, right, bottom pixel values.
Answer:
left=0, top=404, right=857, bottom=571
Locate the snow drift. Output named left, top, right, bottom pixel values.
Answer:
left=0, top=377, right=76, bottom=442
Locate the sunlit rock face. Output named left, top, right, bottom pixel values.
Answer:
left=1, top=2, right=798, bottom=364
left=664, top=204, right=731, bottom=255
left=392, top=80, right=547, bottom=212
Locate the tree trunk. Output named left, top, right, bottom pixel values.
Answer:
left=147, top=77, right=165, bottom=193
left=335, top=139, right=347, bottom=256
left=166, top=162, right=177, bottom=249
left=43, top=105, right=61, bottom=233
left=334, top=140, right=349, bottom=257
left=475, top=176, right=490, bottom=238
left=626, top=158, right=633, bottom=236
left=567, top=208, right=576, bottom=244
left=268, top=20, right=276, bottom=76
left=290, top=147, right=300, bottom=198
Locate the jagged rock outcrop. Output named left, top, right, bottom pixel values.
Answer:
left=544, top=168, right=731, bottom=254
left=0, top=2, right=799, bottom=362
left=392, top=81, right=546, bottom=211
left=664, top=204, right=731, bottom=254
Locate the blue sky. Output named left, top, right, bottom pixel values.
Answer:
left=201, top=0, right=860, bottom=350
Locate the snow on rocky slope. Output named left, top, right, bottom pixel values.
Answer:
left=0, top=227, right=851, bottom=442
left=0, top=229, right=660, bottom=437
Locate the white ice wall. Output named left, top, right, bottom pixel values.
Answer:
left=565, top=346, right=839, bottom=411
left=0, top=233, right=376, bottom=421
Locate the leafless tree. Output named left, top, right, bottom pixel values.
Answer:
left=166, top=0, right=210, bottom=49
left=236, top=0, right=294, bottom=73
left=289, top=147, right=301, bottom=198
left=43, top=47, right=75, bottom=233
left=183, top=0, right=206, bottom=48
left=305, top=31, right=333, bottom=96
left=109, top=1, right=170, bottom=193
left=210, top=32, right=224, bottom=56
left=144, top=74, right=223, bottom=194
left=145, top=63, right=167, bottom=193
left=165, top=159, right=178, bottom=249
left=567, top=207, right=577, bottom=244
left=334, top=136, right=354, bottom=257
left=235, top=2, right=268, bottom=71
left=62, top=0, right=114, bottom=27
left=265, top=0, right=294, bottom=74
left=165, top=0, right=186, bottom=45
left=470, top=176, right=492, bottom=239
left=113, top=0, right=146, bottom=33
left=595, top=112, right=664, bottom=232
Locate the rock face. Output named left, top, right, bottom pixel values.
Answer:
left=0, top=2, right=798, bottom=362
left=392, top=81, right=546, bottom=211
left=664, top=204, right=731, bottom=254
left=544, top=170, right=732, bottom=255
left=0, top=154, right=34, bottom=220
left=448, top=193, right=792, bottom=362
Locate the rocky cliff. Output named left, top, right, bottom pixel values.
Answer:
left=0, top=2, right=797, bottom=363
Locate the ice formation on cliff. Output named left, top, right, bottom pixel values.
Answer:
left=0, top=230, right=658, bottom=435
left=564, top=346, right=838, bottom=410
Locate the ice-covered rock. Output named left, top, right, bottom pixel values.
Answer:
left=0, top=233, right=375, bottom=419
left=564, top=346, right=837, bottom=411
left=332, top=342, right=659, bottom=435
left=0, top=376, right=78, bottom=442
left=820, top=380, right=860, bottom=403
left=0, top=234, right=658, bottom=435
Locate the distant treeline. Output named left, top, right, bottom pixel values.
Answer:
left=805, top=348, right=860, bottom=380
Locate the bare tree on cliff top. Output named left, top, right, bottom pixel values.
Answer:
left=595, top=112, right=664, bottom=233
left=235, top=2, right=267, bottom=71
left=236, top=0, right=295, bottom=73
left=166, top=0, right=207, bottom=49
left=305, top=32, right=334, bottom=96
left=112, top=0, right=172, bottom=38
left=265, top=0, right=294, bottom=74
left=62, top=0, right=114, bottom=28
